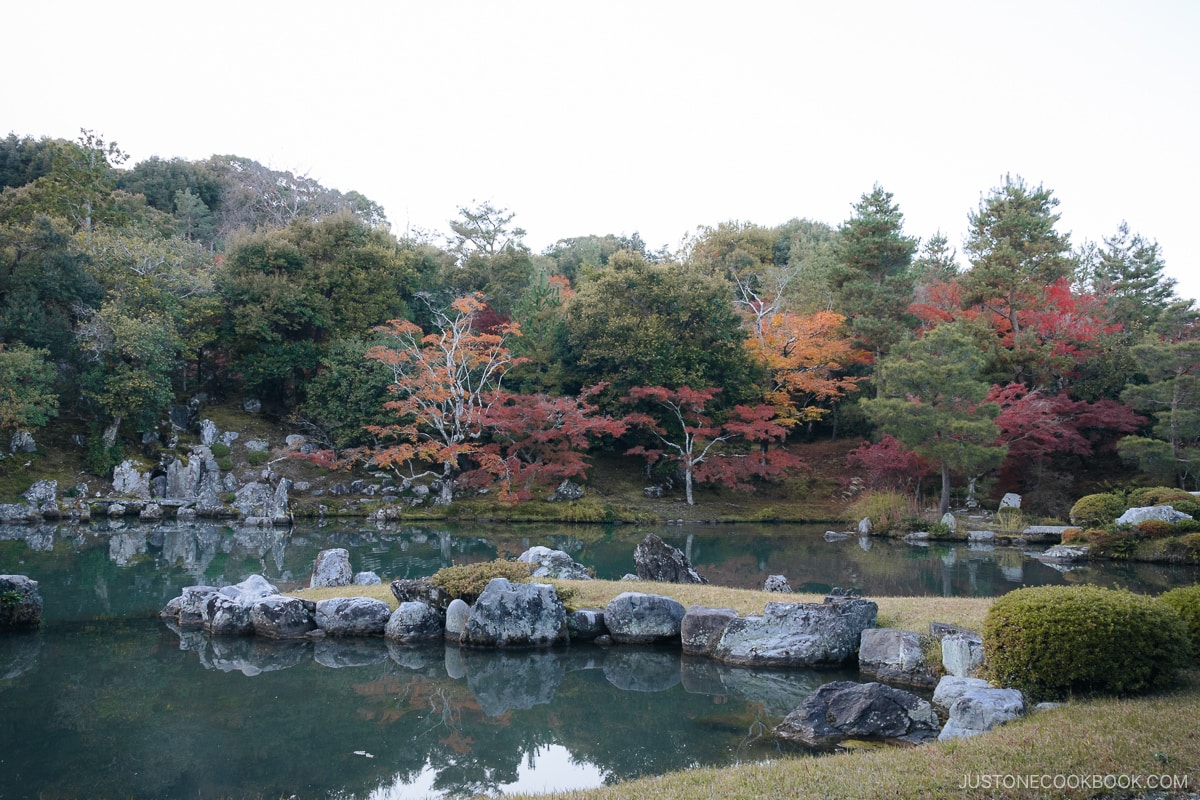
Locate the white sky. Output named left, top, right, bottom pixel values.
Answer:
left=6, top=0, right=1198, bottom=302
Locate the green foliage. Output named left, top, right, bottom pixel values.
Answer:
left=1129, top=486, right=1195, bottom=507
left=1174, top=519, right=1200, bottom=534
left=983, top=585, right=1191, bottom=702
left=247, top=450, right=269, bottom=466
left=994, top=506, right=1025, bottom=535
left=0, top=589, right=23, bottom=608
left=1171, top=499, right=1200, bottom=518
left=1136, top=520, right=1178, bottom=539
left=926, top=521, right=952, bottom=538
left=844, top=490, right=916, bottom=533
left=216, top=457, right=234, bottom=472
left=1118, top=334, right=1200, bottom=489
left=0, top=344, right=59, bottom=434
left=85, top=435, right=124, bottom=477
left=1069, top=492, right=1127, bottom=527
left=209, top=443, right=231, bottom=458
left=296, top=336, right=395, bottom=448
left=1158, top=586, right=1200, bottom=664
left=428, top=559, right=534, bottom=604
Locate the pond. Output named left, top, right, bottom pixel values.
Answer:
left=2, top=520, right=1199, bottom=799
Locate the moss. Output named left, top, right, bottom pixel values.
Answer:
left=428, top=559, right=535, bottom=604
left=983, top=584, right=1191, bottom=702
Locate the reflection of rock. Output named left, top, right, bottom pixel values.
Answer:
left=314, top=638, right=389, bottom=669
left=387, top=640, right=445, bottom=672
left=603, top=648, right=681, bottom=692
left=775, top=681, right=940, bottom=748
left=0, top=631, right=40, bottom=680
left=681, top=659, right=842, bottom=716
left=462, top=579, right=568, bottom=648
left=714, top=598, right=877, bottom=667
left=202, top=636, right=309, bottom=676
left=462, top=649, right=566, bottom=716
left=107, top=532, right=148, bottom=566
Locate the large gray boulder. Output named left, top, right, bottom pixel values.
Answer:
left=517, top=546, right=592, bottom=580
left=9, top=430, right=36, bottom=454
left=220, top=574, right=279, bottom=604
left=462, top=578, right=568, bottom=648
left=938, top=687, right=1025, bottom=741
left=390, top=579, right=452, bottom=614
left=713, top=598, right=878, bottom=667
left=385, top=601, right=444, bottom=642
left=315, top=597, right=391, bottom=637
left=234, top=480, right=291, bottom=525
left=251, top=595, right=317, bottom=639
left=1116, top=505, right=1194, bottom=525
left=205, top=594, right=255, bottom=635
left=941, top=631, right=985, bottom=678
left=0, top=575, right=43, bottom=629
left=932, top=675, right=993, bottom=710
left=858, top=628, right=938, bottom=688
left=774, top=681, right=940, bottom=747
left=604, top=591, right=687, bottom=644
left=567, top=608, right=607, bottom=641
left=310, top=548, right=353, bottom=588
left=111, top=460, right=151, bottom=499
left=680, top=606, right=738, bottom=656
left=444, top=598, right=471, bottom=642
left=174, top=585, right=220, bottom=629
left=763, top=575, right=792, bottom=593
left=633, top=534, right=706, bottom=583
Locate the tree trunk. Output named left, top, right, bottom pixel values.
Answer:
left=939, top=461, right=951, bottom=516
left=684, top=466, right=695, bottom=505
left=440, top=461, right=455, bottom=505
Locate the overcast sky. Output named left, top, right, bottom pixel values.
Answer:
left=6, top=1, right=1198, bottom=302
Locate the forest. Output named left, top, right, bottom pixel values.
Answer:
left=1, top=129, right=1197, bottom=518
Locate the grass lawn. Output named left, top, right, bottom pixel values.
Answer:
left=293, top=579, right=1198, bottom=799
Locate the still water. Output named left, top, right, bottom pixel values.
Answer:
left=2, top=519, right=1198, bottom=799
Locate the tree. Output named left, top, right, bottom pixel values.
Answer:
left=831, top=185, right=918, bottom=361
left=448, top=201, right=527, bottom=258
left=0, top=344, right=58, bottom=436
left=364, top=294, right=520, bottom=504
left=860, top=322, right=1006, bottom=514
left=507, top=270, right=574, bottom=393
left=961, top=175, right=1075, bottom=340
left=563, top=250, right=756, bottom=404
left=466, top=385, right=627, bottom=502
left=622, top=386, right=797, bottom=505
left=1083, top=222, right=1177, bottom=335
left=846, top=435, right=933, bottom=493
left=1118, top=325, right=1200, bottom=489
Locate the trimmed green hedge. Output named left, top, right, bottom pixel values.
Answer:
left=1159, top=585, right=1200, bottom=665
left=429, top=559, right=535, bottom=604
left=983, top=585, right=1191, bottom=702
left=1068, top=492, right=1127, bottom=527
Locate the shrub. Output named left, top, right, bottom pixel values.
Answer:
left=1129, top=486, right=1194, bottom=507
left=926, top=521, right=952, bottom=538
left=1159, top=586, right=1200, bottom=664
left=982, top=585, right=1191, bottom=702
left=845, top=490, right=917, bottom=533
left=1176, top=519, right=1200, bottom=534
left=1136, top=519, right=1179, bottom=539
left=247, top=449, right=270, bottom=466
left=1172, top=499, right=1200, bottom=518
left=429, top=559, right=534, bottom=604
left=1060, top=527, right=1086, bottom=543
left=1069, top=492, right=1127, bottom=527
left=995, top=506, right=1025, bottom=535
left=210, top=443, right=232, bottom=458
left=216, top=457, right=234, bottom=472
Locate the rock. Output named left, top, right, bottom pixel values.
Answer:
left=352, top=571, right=382, bottom=586
left=315, top=597, right=391, bottom=636
left=199, top=419, right=219, bottom=446
left=517, top=545, right=592, bottom=580
left=929, top=622, right=979, bottom=639
left=633, top=534, right=706, bottom=584
left=139, top=503, right=164, bottom=521
left=285, top=434, right=307, bottom=448
left=234, top=480, right=291, bottom=524
left=245, top=439, right=270, bottom=452
left=111, top=460, right=151, bottom=499
left=310, top=548, right=353, bottom=588
left=9, top=430, right=36, bottom=454
left=385, top=602, right=444, bottom=642
left=242, top=397, right=262, bottom=414
left=940, top=512, right=957, bottom=531
left=22, top=480, right=57, bottom=507
left=643, top=485, right=664, bottom=498
left=941, top=632, right=985, bottom=678
left=774, top=681, right=940, bottom=747
left=390, top=579, right=452, bottom=613
left=175, top=585, right=220, bottom=628
left=1021, top=525, right=1072, bottom=542
left=1037, top=544, right=1089, bottom=562
left=1116, top=505, right=1194, bottom=525
left=546, top=479, right=584, bottom=502
left=620, top=573, right=640, bottom=582
left=999, top=492, right=1022, bottom=509
left=462, top=578, right=568, bottom=648
left=858, top=517, right=872, bottom=535
left=567, top=608, right=608, bottom=641
left=713, top=598, right=878, bottom=667
left=938, top=687, right=1025, bottom=741
left=858, top=628, right=938, bottom=688
left=444, top=598, right=470, bottom=641
left=967, top=530, right=995, bottom=543
left=0, top=503, right=39, bottom=523
left=205, top=594, right=255, bottom=635
left=220, top=574, right=280, bottom=604
left=932, top=675, right=992, bottom=710
left=0, top=575, right=43, bottom=628
left=604, top=592, right=687, bottom=644
left=680, top=606, right=738, bottom=656
left=763, top=575, right=792, bottom=593
left=251, top=595, right=316, bottom=639
left=824, top=530, right=851, bottom=541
